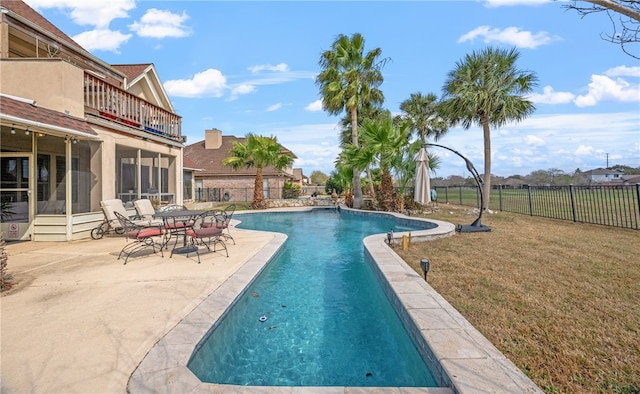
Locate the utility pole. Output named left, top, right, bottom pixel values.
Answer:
left=606, top=153, right=609, bottom=168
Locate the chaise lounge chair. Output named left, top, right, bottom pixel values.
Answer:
left=133, top=199, right=166, bottom=226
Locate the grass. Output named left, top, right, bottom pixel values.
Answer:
left=394, top=204, right=640, bottom=394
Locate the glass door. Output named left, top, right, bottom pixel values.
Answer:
left=1, top=154, right=32, bottom=240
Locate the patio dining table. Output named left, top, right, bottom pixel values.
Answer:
left=153, top=209, right=208, bottom=255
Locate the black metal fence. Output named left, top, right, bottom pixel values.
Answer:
left=195, top=187, right=253, bottom=203
left=428, top=184, right=640, bottom=230
left=194, top=186, right=329, bottom=203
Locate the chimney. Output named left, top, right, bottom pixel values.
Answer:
left=205, top=129, right=222, bottom=149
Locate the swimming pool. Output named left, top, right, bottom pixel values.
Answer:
left=188, top=209, right=439, bottom=387
left=129, top=207, right=543, bottom=393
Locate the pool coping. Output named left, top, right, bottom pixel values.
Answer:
left=128, top=207, right=542, bottom=393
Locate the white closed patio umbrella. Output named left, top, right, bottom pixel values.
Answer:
left=414, top=145, right=431, bottom=205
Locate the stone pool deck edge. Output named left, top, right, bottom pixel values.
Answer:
left=128, top=206, right=542, bottom=394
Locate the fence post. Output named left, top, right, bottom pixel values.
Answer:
left=499, top=185, right=503, bottom=212
left=636, top=184, right=640, bottom=229
left=527, top=186, right=533, bottom=216
left=569, top=184, right=577, bottom=222
left=445, top=186, right=449, bottom=204
left=459, top=185, right=462, bottom=205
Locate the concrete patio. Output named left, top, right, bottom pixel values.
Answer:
left=1, top=226, right=274, bottom=393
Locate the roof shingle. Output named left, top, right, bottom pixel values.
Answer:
left=1, top=95, right=96, bottom=136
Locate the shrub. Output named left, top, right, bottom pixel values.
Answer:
left=325, top=177, right=343, bottom=195
left=282, top=182, right=301, bottom=199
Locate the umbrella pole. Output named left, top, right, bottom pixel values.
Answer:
left=425, top=143, right=490, bottom=233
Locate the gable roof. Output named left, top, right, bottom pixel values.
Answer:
left=584, top=168, right=624, bottom=176
left=111, top=63, right=174, bottom=112
left=1, top=94, right=97, bottom=139
left=182, top=155, right=202, bottom=171
left=502, top=177, right=525, bottom=186
left=112, top=64, right=152, bottom=82
left=184, top=136, right=295, bottom=178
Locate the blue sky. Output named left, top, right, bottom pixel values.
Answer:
left=25, top=0, right=639, bottom=178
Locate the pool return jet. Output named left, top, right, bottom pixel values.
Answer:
left=425, top=143, right=491, bottom=233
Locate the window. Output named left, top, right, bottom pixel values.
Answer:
left=183, top=171, right=192, bottom=199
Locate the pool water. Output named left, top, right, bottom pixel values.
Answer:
left=187, top=209, right=439, bottom=387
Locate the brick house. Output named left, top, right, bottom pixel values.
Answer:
left=184, top=129, right=297, bottom=202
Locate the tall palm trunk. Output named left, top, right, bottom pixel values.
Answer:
left=421, top=136, right=432, bottom=204
left=253, top=166, right=265, bottom=209
left=380, top=167, right=395, bottom=211
left=481, top=116, right=492, bottom=211
left=366, top=167, right=376, bottom=197
left=350, top=108, right=363, bottom=209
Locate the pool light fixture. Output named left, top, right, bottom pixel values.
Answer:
left=420, top=258, right=430, bottom=281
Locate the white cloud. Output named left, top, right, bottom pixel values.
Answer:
left=604, top=65, right=640, bottom=78
left=72, top=29, right=132, bottom=52
left=575, top=145, right=595, bottom=156
left=266, top=103, right=282, bottom=112
left=525, top=135, right=545, bottom=145
left=228, top=84, right=257, bottom=101
left=305, top=100, right=323, bottom=112
left=129, top=9, right=191, bottom=38
left=265, top=123, right=342, bottom=175
left=248, top=63, right=290, bottom=73
left=25, top=0, right=136, bottom=28
left=164, top=68, right=227, bottom=98
left=528, top=85, right=575, bottom=104
left=574, top=74, right=640, bottom=107
left=458, top=25, right=557, bottom=49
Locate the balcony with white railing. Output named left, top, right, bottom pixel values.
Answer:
left=84, top=73, right=182, bottom=142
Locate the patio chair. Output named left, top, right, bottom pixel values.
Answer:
left=114, top=211, right=164, bottom=264
left=208, top=204, right=235, bottom=245
left=184, top=210, right=229, bottom=263
left=133, top=199, right=165, bottom=226
left=93, top=199, right=148, bottom=239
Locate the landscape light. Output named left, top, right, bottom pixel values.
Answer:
left=420, top=258, right=430, bottom=281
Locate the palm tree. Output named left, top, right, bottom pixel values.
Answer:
left=338, top=104, right=387, bottom=198
left=222, top=133, right=294, bottom=210
left=440, top=46, right=537, bottom=210
left=316, top=33, right=388, bottom=209
left=399, top=92, right=448, bottom=204
left=347, top=115, right=410, bottom=211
